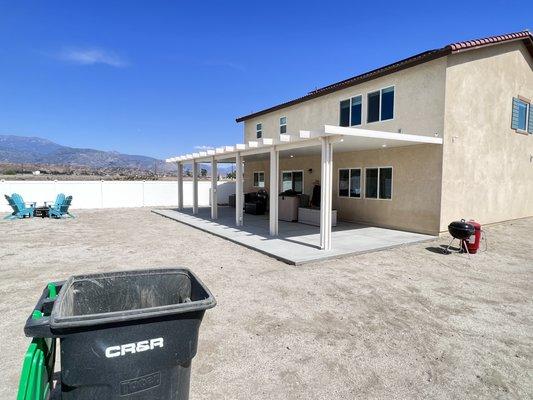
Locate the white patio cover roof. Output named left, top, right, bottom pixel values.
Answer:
left=166, top=125, right=443, bottom=164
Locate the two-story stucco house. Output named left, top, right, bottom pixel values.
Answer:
left=167, top=31, right=533, bottom=255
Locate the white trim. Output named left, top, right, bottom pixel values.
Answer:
left=364, top=166, right=393, bottom=201
left=324, top=125, right=443, bottom=144
left=253, top=171, right=265, bottom=188
left=337, top=167, right=362, bottom=199
left=280, top=169, right=304, bottom=194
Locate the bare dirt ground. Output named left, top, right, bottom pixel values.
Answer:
left=1, top=208, right=531, bottom=399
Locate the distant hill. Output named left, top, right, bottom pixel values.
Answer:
left=0, top=134, right=170, bottom=171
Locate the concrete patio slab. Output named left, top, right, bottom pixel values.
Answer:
left=152, top=206, right=435, bottom=264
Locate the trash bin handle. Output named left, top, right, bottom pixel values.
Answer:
left=24, top=281, right=64, bottom=338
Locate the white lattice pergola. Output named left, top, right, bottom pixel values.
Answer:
left=166, top=125, right=442, bottom=251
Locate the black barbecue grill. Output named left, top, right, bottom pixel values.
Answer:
left=444, top=219, right=475, bottom=254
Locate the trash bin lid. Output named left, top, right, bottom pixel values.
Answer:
left=50, top=268, right=216, bottom=329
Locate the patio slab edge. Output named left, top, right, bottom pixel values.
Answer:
left=151, top=209, right=437, bottom=265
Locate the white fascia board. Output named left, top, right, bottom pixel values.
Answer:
left=261, top=138, right=273, bottom=145
left=279, top=134, right=291, bottom=142
left=248, top=141, right=259, bottom=148
left=192, top=152, right=200, bottom=158
left=215, top=147, right=225, bottom=154
left=235, top=143, right=246, bottom=150
left=199, top=151, right=208, bottom=157
left=224, top=146, right=235, bottom=152
left=207, top=149, right=216, bottom=155
left=185, top=154, right=193, bottom=159
left=299, top=129, right=324, bottom=139
left=324, top=125, right=443, bottom=144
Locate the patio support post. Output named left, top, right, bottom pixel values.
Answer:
left=320, top=137, right=333, bottom=250
left=192, top=160, right=198, bottom=215
left=269, top=146, right=279, bottom=236
left=235, top=152, right=243, bottom=226
left=177, top=162, right=184, bottom=210
left=211, top=156, right=218, bottom=220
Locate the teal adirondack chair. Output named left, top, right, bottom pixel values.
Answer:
left=49, top=195, right=74, bottom=219
left=4, top=193, right=35, bottom=219
left=46, top=193, right=65, bottom=209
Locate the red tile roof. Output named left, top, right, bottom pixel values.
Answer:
left=236, top=30, right=533, bottom=123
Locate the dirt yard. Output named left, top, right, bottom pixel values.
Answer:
left=0, top=208, right=531, bottom=399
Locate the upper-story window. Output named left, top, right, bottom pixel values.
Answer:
left=512, top=97, right=532, bottom=133
left=339, top=95, right=362, bottom=127
left=367, top=86, right=395, bottom=123
left=279, top=117, right=287, bottom=134
left=256, top=123, right=262, bottom=139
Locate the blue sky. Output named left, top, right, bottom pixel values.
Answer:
left=0, top=1, right=531, bottom=159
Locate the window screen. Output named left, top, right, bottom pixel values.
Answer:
left=381, top=87, right=394, bottom=120
left=365, top=168, right=378, bottom=198
left=379, top=167, right=392, bottom=199
left=367, top=91, right=380, bottom=123
left=351, top=96, right=362, bottom=126
left=339, top=169, right=349, bottom=197
left=349, top=169, right=361, bottom=198
left=340, top=100, right=350, bottom=127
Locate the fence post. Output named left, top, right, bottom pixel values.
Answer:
left=100, top=180, right=104, bottom=208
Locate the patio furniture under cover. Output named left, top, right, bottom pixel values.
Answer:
left=4, top=193, right=35, bottom=220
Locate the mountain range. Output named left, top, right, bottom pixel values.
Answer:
left=0, top=134, right=170, bottom=171
left=0, top=134, right=235, bottom=175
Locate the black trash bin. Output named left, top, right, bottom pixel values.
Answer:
left=24, top=268, right=216, bottom=400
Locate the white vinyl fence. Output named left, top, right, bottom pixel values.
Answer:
left=0, top=180, right=236, bottom=212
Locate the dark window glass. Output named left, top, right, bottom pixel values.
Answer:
left=381, top=87, right=394, bottom=120
left=365, top=168, right=378, bottom=198
left=367, top=91, right=380, bottom=123
left=256, top=123, right=262, bottom=138
left=379, top=168, right=392, bottom=199
left=293, top=171, right=303, bottom=193
left=254, top=173, right=258, bottom=186
left=351, top=96, right=362, bottom=126
left=349, top=169, right=361, bottom=197
left=279, top=117, right=287, bottom=134
left=340, top=100, right=350, bottom=127
left=254, top=172, right=264, bottom=187
left=517, top=100, right=528, bottom=131
left=339, top=169, right=349, bottom=197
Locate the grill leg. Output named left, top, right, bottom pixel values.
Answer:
left=443, top=237, right=455, bottom=254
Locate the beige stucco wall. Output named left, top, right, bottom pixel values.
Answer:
left=243, top=57, right=448, bottom=142
left=244, top=143, right=442, bottom=235
left=440, top=42, right=533, bottom=231
left=241, top=57, right=448, bottom=234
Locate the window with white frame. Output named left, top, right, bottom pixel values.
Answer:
left=511, top=97, right=532, bottom=133
left=339, top=95, right=362, bottom=127
left=281, top=170, right=303, bottom=194
left=367, top=86, right=395, bottom=123
left=338, top=168, right=361, bottom=198
left=256, top=123, right=262, bottom=139
left=365, top=167, right=392, bottom=199
left=253, top=171, right=265, bottom=188
left=279, top=116, right=287, bottom=134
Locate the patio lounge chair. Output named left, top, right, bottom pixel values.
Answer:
left=49, top=195, right=75, bottom=219
left=46, top=193, right=65, bottom=209
left=4, top=193, right=35, bottom=219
